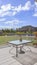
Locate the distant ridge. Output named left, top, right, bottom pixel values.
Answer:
left=16, top=25, right=37, bottom=32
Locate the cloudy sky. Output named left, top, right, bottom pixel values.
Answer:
left=0, top=0, right=37, bottom=29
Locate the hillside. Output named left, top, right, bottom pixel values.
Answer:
left=16, top=25, right=37, bottom=32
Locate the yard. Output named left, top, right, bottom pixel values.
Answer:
left=0, top=35, right=37, bottom=65
left=0, top=35, right=37, bottom=45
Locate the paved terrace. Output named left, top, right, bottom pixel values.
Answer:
left=0, top=45, right=37, bottom=65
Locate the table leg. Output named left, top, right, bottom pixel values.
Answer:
left=16, top=46, right=18, bottom=57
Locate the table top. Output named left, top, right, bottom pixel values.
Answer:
left=8, top=40, right=32, bottom=45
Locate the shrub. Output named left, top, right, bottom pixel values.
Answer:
left=33, top=32, right=37, bottom=37
left=33, top=43, right=37, bottom=45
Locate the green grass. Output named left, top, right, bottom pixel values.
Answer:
left=0, top=35, right=37, bottom=45
left=0, top=35, right=18, bottom=45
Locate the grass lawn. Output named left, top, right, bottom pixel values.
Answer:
left=0, top=35, right=37, bottom=45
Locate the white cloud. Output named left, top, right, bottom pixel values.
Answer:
left=33, top=1, right=37, bottom=16
left=1, top=11, right=13, bottom=17
left=4, top=19, right=23, bottom=29
left=5, top=19, right=20, bottom=24
left=0, top=4, right=12, bottom=17
left=13, top=4, right=22, bottom=12
left=0, top=18, right=6, bottom=21
left=35, top=1, right=37, bottom=6
left=12, top=11, right=17, bottom=16
left=22, top=1, right=31, bottom=11
left=0, top=25, right=12, bottom=29
left=33, top=12, right=37, bottom=16
left=0, top=1, right=32, bottom=17
left=35, top=2, right=37, bottom=11
left=12, top=1, right=31, bottom=13
left=1, top=4, right=11, bottom=11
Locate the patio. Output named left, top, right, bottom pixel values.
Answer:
left=0, top=45, right=37, bottom=65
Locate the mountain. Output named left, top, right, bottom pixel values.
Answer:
left=16, top=25, right=37, bottom=32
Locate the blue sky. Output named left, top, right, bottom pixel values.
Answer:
left=0, top=0, right=37, bottom=29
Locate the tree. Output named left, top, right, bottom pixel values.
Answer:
left=33, top=32, right=37, bottom=40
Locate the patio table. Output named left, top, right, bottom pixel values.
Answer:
left=8, top=40, right=32, bottom=57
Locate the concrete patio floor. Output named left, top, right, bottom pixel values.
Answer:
left=0, top=45, right=37, bottom=65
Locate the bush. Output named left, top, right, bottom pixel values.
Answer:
left=33, top=32, right=37, bottom=37
left=33, top=43, right=37, bottom=48
left=33, top=43, right=37, bottom=45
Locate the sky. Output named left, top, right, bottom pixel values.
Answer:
left=0, top=0, right=37, bottom=29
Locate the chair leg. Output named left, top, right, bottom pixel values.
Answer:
left=23, top=46, right=32, bottom=52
